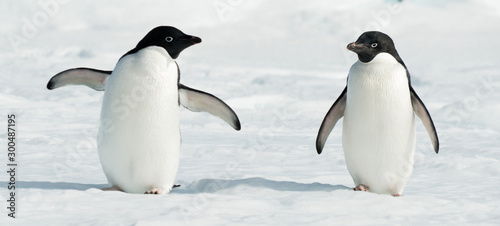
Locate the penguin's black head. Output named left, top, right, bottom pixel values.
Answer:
left=347, top=31, right=402, bottom=64
left=132, top=26, right=202, bottom=59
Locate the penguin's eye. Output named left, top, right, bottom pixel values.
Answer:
left=165, top=36, right=174, bottom=42
left=371, top=43, right=378, bottom=48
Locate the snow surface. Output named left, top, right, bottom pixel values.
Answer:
left=1, top=0, right=500, bottom=225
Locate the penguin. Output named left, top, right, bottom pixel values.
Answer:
left=47, top=26, right=241, bottom=194
left=316, top=31, right=439, bottom=196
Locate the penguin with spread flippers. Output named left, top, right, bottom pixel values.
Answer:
left=47, top=26, right=241, bottom=194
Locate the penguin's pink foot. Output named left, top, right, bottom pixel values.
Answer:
left=392, top=193, right=402, bottom=197
left=353, top=184, right=369, bottom=192
left=102, top=186, right=122, bottom=191
left=144, top=188, right=163, bottom=195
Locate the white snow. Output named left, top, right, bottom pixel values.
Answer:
left=1, top=0, right=500, bottom=225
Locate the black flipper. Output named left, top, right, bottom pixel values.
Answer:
left=178, top=84, right=241, bottom=131
left=316, top=87, right=347, bottom=154
left=410, top=87, right=439, bottom=153
left=47, top=67, right=112, bottom=91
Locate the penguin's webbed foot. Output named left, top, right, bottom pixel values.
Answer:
left=144, top=188, right=163, bottom=195
left=353, top=184, right=369, bottom=192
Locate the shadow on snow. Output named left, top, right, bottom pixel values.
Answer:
left=1, top=181, right=107, bottom=191
left=173, top=177, right=350, bottom=194
left=1, top=177, right=349, bottom=194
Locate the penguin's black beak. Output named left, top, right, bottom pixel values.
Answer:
left=186, top=35, right=202, bottom=45
left=347, top=42, right=364, bottom=52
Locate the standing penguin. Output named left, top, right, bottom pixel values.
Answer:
left=47, top=26, right=241, bottom=194
left=316, top=31, right=439, bottom=196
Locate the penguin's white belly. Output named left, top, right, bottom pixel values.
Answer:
left=342, top=53, right=416, bottom=195
left=98, top=46, right=180, bottom=194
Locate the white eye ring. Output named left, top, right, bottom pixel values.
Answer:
left=165, top=36, right=173, bottom=42
left=371, top=43, right=378, bottom=48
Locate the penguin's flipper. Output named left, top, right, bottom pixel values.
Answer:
left=178, top=84, right=241, bottom=131
left=316, top=87, right=347, bottom=154
left=47, top=68, right=112, bottom=91
left=410, top=87, right=439, bottom=153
